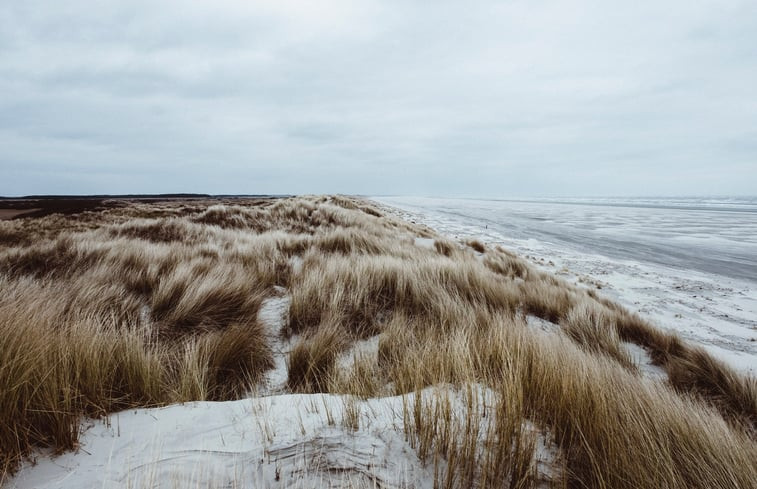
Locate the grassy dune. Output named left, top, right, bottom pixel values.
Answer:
left=0, top=195, right=755, bottom=488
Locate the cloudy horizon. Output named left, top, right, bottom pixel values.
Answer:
left=1, top=1, right=756, bottom=198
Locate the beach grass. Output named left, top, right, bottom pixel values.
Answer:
left=0, top=195, right=755, bottom=488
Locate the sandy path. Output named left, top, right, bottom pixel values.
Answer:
left=0, top=208, right=40, bottom=220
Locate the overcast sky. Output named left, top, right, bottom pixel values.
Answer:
left=1, top=1, right=756, bottom=197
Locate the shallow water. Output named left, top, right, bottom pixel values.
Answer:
left=380, top=196, right=757, bottom=282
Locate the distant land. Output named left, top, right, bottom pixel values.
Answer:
left=0, top=193, right=293, bottom=200
left=0, top=194, right=290, bottom=220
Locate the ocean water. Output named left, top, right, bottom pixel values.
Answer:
left=378, top=196, right=757, bottom=282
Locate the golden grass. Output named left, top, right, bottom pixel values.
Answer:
left=287, top=321, right=346, bottom=392
left=1, top=195, right=755, bottom=488
left=560, top=301, right=637, bottom=371
left=402, top=384, right=539, bottom=489
left=523, top=331, right=756, bottom=488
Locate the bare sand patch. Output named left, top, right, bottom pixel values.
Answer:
left=0, top=209, right=40, bottom=220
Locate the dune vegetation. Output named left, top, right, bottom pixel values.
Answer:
left=0, top=195, right=755, bottom=488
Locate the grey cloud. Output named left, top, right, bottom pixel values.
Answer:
left=1, top=0, right=756, bottom=196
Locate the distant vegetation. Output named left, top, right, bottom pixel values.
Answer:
left=0, top=195, right=755, bottom=488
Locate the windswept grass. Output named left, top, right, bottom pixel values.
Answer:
left=287, top=321, right=346, bottom=392
left=560, top=301, right=637, bottom=371
left=1, top=195, right=755, bottom=488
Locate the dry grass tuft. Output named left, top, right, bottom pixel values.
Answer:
left=0, top=226, right=26, bottom=247
left=524, top=332, right=757, bottom=489
left=402, top=384, right=538, bottom=489
left=666, top=347, right=757, bottom=434
left=287, top=253, right=520, bottom=338
left=611, top=308, right=757, bottom=431
left=0, top=236, right=103, bottom=279
left=560, top=301, right=637, bottom=371
left=113, top=218, right=204, bottom=243
left=150, top=262, right=269, bottom=331
left=465, top=239, right=486, bottom=253
left=434, top=239, right=458, bottom=257
left=483, top=250, right=530, bottom=279
left=519, top=277, right=576, bottom=323
left=184, top=320, right=274, bottom=401
left=287, top=321, right=347, bottom=392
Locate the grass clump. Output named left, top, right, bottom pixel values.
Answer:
left=287, top=321, right=346, bottom=392
left=560, top=301, right=636, bottom=371
left=465, top=238, right=486, bottom=253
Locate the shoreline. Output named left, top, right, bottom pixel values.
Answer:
left=373, top=196, right=757, bottom=374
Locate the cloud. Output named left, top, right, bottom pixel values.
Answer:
left=1, top=0, right=755, bottom=196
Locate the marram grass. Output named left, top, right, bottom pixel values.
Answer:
left=0, top=195, right=755, bottom=488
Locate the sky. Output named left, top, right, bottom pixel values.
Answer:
left=1, top=1, right=756, bottom=197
